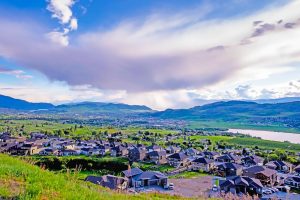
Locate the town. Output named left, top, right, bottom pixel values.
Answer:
left=1, top=129, right=300, bottom=199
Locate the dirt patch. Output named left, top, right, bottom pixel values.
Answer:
left=0, top=178, right=24, bottom=198
left=169, top=176, right=213, bottom=198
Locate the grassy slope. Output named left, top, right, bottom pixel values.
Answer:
left=0, top=154, right=195, bottom=200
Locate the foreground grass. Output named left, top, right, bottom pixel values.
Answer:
left=0, top=154, right=199, bottom=200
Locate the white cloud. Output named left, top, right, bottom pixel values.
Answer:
left=69, top=18, right=78, bottom=30
left=46, top=0, right=78, bottom=46
left=47, top=0, right=75, bottom=25
left=46, top=30, right=69, bottom=46
left=0, top=69, right=33, bottom=80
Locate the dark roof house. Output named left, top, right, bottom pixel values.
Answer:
left=85, top=175, right=128, bottom=190
left=220, top=176, right=263, bottom=195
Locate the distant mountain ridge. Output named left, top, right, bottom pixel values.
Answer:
left=251, top=97, right=300, bottom=104
left=0, top=94, right=152, bottom=113
left=0, top=94, right=54, bottom=110
left=55, top=101, right=152, bottom=113
left=153, top=100, right=300, bottom=121
left=1, top=94, right=300, bottom=118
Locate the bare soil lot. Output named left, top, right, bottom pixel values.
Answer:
left=169, top=176, right=213, bottom=198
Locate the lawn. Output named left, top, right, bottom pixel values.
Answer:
left=133, top=162, right=175, bottom=173
left=173, top=135, right=232, bottom=144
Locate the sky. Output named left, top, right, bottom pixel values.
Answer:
left=0, top=0, right=300, bottom=110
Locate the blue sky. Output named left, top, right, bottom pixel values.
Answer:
left=0, top=0, right=299, bottom=110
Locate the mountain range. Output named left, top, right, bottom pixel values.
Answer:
left=152, top=100, right=300, bottom=120
left=1, top=94, right=300, bottom=120
left=0, top=94, right=54, bottom=110
left=0, top=94, right=152, bottom=113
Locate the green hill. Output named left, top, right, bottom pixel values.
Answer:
left=0, top=94, right=54, bottom=110
left=153, top=101, right=300, bottom=132
left=55, top=102, right=153, bottom=114
left=0, top=154, right=191, bottom=200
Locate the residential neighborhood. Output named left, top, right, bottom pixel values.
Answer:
left=1, top=131, right=300, bottom=199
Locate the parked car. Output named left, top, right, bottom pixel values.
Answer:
left=262, top=189, right=273, bottom=195
left=212, top=185, right=218, bottom=192
left=169, top=183, right=174, bottom=190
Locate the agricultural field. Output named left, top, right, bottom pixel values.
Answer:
left=227, top=137, right=300, bottom=152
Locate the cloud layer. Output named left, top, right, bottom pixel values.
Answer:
left=0, top=0, right=300, bottom=109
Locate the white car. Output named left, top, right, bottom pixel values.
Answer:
left=212, top=185, right=218, bottom=192
left=169, top=183, right=174, bottom=190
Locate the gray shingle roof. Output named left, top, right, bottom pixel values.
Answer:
left=122, top=167, right=143, bottom=177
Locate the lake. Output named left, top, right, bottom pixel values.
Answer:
left=227, top=129, right=300, bottom=144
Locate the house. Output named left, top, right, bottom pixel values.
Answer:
left=241, top=155, right=264, bottom=167
left=146, top=145, right=163, bottom=153
left=111, top=145, right=128, bottom=157
left=201, top=151, right=219, bottom=160
left=243, top=165, right=277, bottom=186
left=265, top=160, right=293, bottom=173
left=30, top=132, right=48, bottom=139
left=28, top=138, right=50, bottom=147
left=216, top=162, right=243, bottom=177
left=122, top=168, right=168, bottom=188
left=147, top=150, right=167, bottom=165
left=295, top=165, right=300, bottom=175
left=128, top=146, right=147, bottom=162
left=220, top=176, right=263, bottom=196
left=19, top=143, right=43, bottom=155
left=52, top=140, right=74, bottom=150
left=285, top=176, right=300, bottom=189
left=216, top=154, right=242, bottom=164
left=165, top=146, right=181, bottom=154
left=85, top=175, right=128, bottom=190
left=39, top=148, right=59, bottom=156
left=185, top=148, right=200, bottom=156
left=122, top=167, right=144, bottom=187
left=132, top=171, right=168, bottom=188
left=80, top=147, right=100, bottom=156
left=167, top=152, right=189, bottom=167
left=98, top=145, right=110, bottom=156
left=0, top=142, right=18, bottom=154
left=59, top=149, right=79, bottom=156
left=63, top=142, right=76, bottom=150
left=191, top=157, right=214, bottom=172
left=0, top=133, right=17, bottom=143
left=110, top=141, right=122, bottom=148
